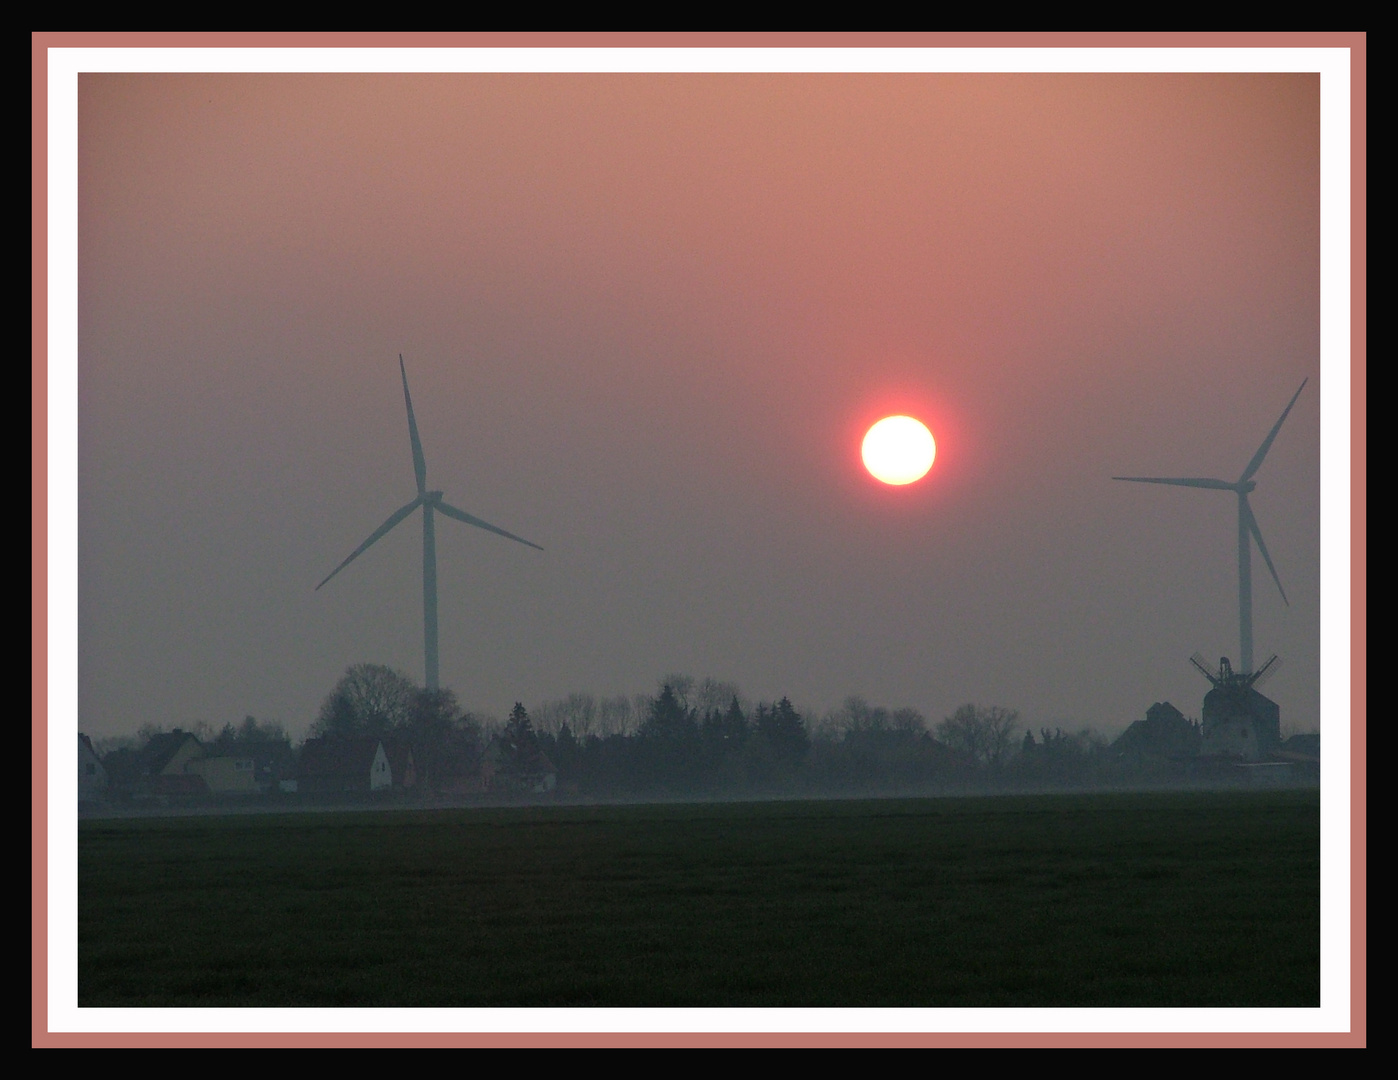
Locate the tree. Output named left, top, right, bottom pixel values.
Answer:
left=534, top=692, right=598, bottom=739
left=936, top=704, right=1020, bottom=768
left=635, top=685, right=701, bottom=788
left=597, top=695, right=635, bottom=737
left=210, top=715, right=287, bottom=754
left=402, top=687, right=471, bottom=789
left=660, top=673, right=697, bottom=712
left=499, top=702, right=542, bottom=772
left=891, top=708, right=927, bottom=737
left=705, top=695, right=748, bottom=747
left=312, top=663, right=417, bottom=737
left=756, top=697, right=809, bottom=760
left=695, top=677, right=742, bottom=718
left=639, top=684, right=699, bottom=743
left=552, top=722, right=580, bottom=781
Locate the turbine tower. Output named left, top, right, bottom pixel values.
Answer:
left=317, top=355, right=542, bottom=691
left=1114, top=378, right=1307, bottom=674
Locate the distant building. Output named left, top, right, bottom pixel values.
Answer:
left=1282, top=732, right=1320, bottom=760
left=1200, top=685, right=1281, bottom=761
left=186, top=754, right=259, bottom=794
left=1112, top=702, right=1201, bottom=760
left=103, top=729, right=208, bottom=799
left=1271, top=732, right=1321, bottom=784
left=420, top=737, right=486, bottom=795
left=139, top=729, right=205, bottom=778
left=204, top=739, right=297, bottom=793
left=298, top=737, right=393, bottom=793
left=243, top=740, right=298, bottom=793
left=485, top=737, right=557, bottom=794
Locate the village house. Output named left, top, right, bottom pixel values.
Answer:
left=1111, top=702, right=1202, bottom=762
left=195, top=739, right=298, bottom=795
left=102, top=729, right=209, bottom=799
left=298, top=737, right=394, bottom=793
left=186, top=753, right=259, bottom=794
left=484, top=738, right=557, bottom=795
left=425, top=739, right=488, bottom=796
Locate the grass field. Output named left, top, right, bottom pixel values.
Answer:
left=78, top=789, right=1319, bottom=1007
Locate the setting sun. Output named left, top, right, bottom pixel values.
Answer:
left=862, top=416, right=936, bottom=485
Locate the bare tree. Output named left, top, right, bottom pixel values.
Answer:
left=838, top=696, right=890, bottom=734
left=891, top=707, right=928, bottom=737
left=661, top=673, right=696, bottom=712
left=597, top=695, right=635, bottom=737
left=936, top=704, right=1020, bottom=767
left=532, top=698, right=566, bottom=737
left=695, top=677, right=742, bottom=718
left=534, top=692, right=599, bottom=738
left=312, top=663, right=418, bottom=737
left=631, top=693, right=653, bottom=733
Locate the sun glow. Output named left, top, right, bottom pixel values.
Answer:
left=862, top=416, right=936, bottom=485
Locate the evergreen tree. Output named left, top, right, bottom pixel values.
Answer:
left=757, top=697, right=809, bottom=760
left=501, top=702, right=541, bottom=769
left=639, top=685, right=699, bottom=743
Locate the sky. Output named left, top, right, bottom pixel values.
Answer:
left=76, top=71, right=1322, bottom=743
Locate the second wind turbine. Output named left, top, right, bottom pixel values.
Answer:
left=317, top=356, right=542, bottom=691
left=1114, top=378, right=1307, bottom=675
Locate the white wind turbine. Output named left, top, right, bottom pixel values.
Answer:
left=317, top=356, right=542, bottom=691
left=1114, top=378, right=1307, bottom=674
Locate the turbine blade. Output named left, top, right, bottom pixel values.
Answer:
left=316, top=496, right=424, bottom=590
left=437, top=499, right=544, bottom=552
left=1243, top=498, right=1289, bottom=606
left=400, top=355, right=428, bottom=495
left=1239, top=378, right=1307, bottom=483
left=1112, top=476, right=1236, bottom=490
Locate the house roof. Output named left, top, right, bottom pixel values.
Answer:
left=139, top=731, right=202, bottom=776
left=1112, top=702, right=1199, bottom=757
left=299, top=737, right=384, bottom=779
left=100, top=747, right=142, bottom=785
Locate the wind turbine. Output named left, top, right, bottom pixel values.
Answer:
left=317, top=355, right=542, bottom=691
left=1113, top=378, right=1307, bottom=674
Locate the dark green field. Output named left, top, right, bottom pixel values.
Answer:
left=79, top=790, right=1319, bottom=1007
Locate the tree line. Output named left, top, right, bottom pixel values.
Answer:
left=107, top=662, right=1119, bottom=797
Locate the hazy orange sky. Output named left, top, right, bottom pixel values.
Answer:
left=77, top=72, right=1321, bottom=739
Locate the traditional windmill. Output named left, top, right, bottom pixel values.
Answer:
left=1188, top=652, right=1282, bottom=759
